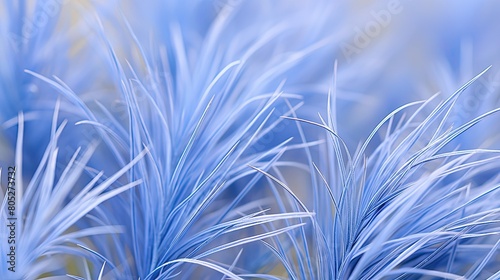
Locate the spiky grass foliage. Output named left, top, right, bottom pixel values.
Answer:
left=2, top=1, right=500, bottom=279
left=0, top=105, right=148, bottom=279
left=23, top=7, right=335, bottom=278
left=276, top=69, right=500, bottom=279
left=0, top=1, right=335, bottom=277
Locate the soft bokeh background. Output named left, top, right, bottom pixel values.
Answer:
left=2, top=0, right=500, bottom=168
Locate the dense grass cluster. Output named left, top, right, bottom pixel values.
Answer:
left=1, top=1, right=499, bottom=279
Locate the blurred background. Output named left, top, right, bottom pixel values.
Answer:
left=2, top=0, right=499, bottom=166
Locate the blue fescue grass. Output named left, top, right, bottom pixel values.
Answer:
left=0, top=104, right=148, bottom=279
left=2, top=1, right=500, bottom=279
left=23, top=4, right=334, bottom=278
left=51, top=3, right=354, bottom=278
left=277, top=68, right=500, bottom=279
